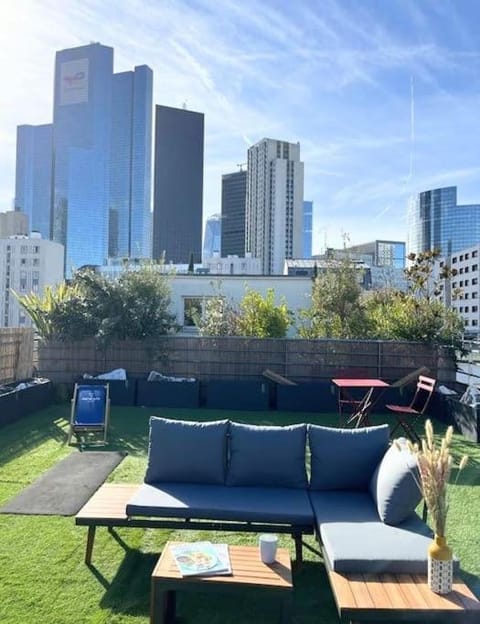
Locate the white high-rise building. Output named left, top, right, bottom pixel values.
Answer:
left=0, top=234, right=64, bottom=327
left=246, top=138, right=304, bottom=274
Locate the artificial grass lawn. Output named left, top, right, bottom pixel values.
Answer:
left=0, top=405, right=478, bottom=624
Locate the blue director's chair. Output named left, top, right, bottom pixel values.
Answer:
left=67, top=383, right=110, bottom=446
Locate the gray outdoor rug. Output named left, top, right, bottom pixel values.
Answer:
left=0, top=451, right=127, bottom=516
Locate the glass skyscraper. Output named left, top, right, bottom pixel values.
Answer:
left=15, top=43, right=153, bottom=275
left=303, top=200, right=313, bottom=258
left=110, top=65, right=153, bottom=259
left=53, top=43, right=113, bottom=273
left=221, top=169, right=247, bottom=257
left=14, top=124, right=52, bottom=239
left=407, top=186, right=480, bottom=256
left=153, top=105, right=204, bottom=264
left=203, top=214, right=221, bottom=258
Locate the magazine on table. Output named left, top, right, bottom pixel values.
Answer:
left=170, top=541, right=232, bottom=577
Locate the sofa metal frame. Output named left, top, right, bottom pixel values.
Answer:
left=75, top=483, right=314, bottom=565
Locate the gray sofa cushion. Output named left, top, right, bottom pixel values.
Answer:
left=226, top=422, right=308, bottom=488
left=126, top=482, right=315, bottom=525
left=144, top=416, right=228, bottom=485
left=370, top=438, right=422, bottom=525
left=308, top=424, right=390, bottom=491
left=309, top=490, right=447, bottom=574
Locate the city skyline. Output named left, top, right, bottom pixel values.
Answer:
left=1, top=1, right=480, bottom=253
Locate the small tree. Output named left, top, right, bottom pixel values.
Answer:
left=16, top=264, right=178, bottom=343
left=237, top=288, right=293, bottom=338
left=299, top=257, right=370, bottom=338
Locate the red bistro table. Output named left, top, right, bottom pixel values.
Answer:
left=332, top=378, right=390, bottom=427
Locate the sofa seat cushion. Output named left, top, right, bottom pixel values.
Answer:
left=126, top=482, right=315, bottom=525
left=226, top=422, right=308, bottom=488
left=308, top=424, right=390, bottom=491
left=144, top=416, right=228, bottom=485
left=310, top=490, right=439, bottom=575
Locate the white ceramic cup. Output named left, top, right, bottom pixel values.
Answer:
left=259, top=534, right=278, bottom=564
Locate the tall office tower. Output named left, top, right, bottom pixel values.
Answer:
left=303, top=200, right=313, bottom=258
left=0, top=210, right=28, bottom=238
left=14, top=124, right=52, bottom=239
left=53, top=43, right=113, bottom=272
left=152, top=105, right=204, bottom=264
left=407, top=186, right=480, bottom=256
left=110, top=65, right=153, bottom=259
left=203, top=214, right=221, bottom=258
left=221, top=169, right=247, bottom=257
left=246, top=138, right=304, bottom=275
left=51, top=43, right=152, bottom=273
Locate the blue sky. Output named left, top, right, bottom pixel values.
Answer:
left=1, top=0, right=479, bottom=252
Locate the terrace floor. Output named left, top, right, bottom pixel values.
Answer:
left=0, top=405, right=478, bottom=624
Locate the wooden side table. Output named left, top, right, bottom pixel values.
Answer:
left=151, top=541, right=293, bottom=623
left=327, top=566, right=480, bottom=623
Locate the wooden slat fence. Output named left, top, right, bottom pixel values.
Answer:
left=0, top=328, right=34, bottom=383
left=36, top=337, right=456, bottom=385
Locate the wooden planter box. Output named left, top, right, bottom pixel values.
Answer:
left=445, top=396, right=480, bottom=443
left=136, top=379, right=200, bottom=408
left=206, top=381, right=270, bottom=411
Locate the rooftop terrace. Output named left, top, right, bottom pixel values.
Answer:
left=0, top=405, right=478, bottom=623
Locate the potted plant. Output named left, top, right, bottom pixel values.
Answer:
left=402, top=420, right=468, bottom=594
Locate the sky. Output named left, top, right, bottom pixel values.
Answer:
left=1, top=0, right=480, bottom=253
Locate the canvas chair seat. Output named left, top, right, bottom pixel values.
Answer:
left=67, top=383, right=110, bottom=446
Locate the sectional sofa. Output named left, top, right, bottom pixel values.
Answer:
left=125, top=416, right=438, bottom=573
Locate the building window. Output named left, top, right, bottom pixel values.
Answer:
left=33, top=245, right=40, bottom=254
left=465, top=293, right=469, bottom=299
left=20, top=245, right=27, bottom=254
left=19, top=270, right=27, bottom=292
left=20, top=258, right=26, bottom=265
left=460, top=255, right=464, bottom=261
left=452, top=257, right=457, bottom=263
left=465, top=306, right=469, bottom=312
left=460, top=281, right=463, bottom=287
left=473, top=264, right=478, bottom=272
left=472, top=319, right=478, bottom=327
left=465, top=280, right=469, bottom=286
left=473, top=292, right=478, bottom=299
left=465, top=253, right=470, bottom=260
left=473, top=250, right=478, bottom=258
left=32, top=258, right=40, bottom=266
left=473, top=278, right=478, bottom=285
left=32, top=271, right=39, bottom=293
left=183, top=297, right=203, bottom=327
left=473, top=306, right=478, bottom=313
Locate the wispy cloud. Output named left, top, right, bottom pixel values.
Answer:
left=0, top=0, right=479, bottom=251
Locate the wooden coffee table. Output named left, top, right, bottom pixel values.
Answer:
left=151, top=541, right=293, bottom=623
left=327, top=566, right=480, bottom=623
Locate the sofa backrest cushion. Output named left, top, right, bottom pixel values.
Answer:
left=308, top=424, right=390, bottom=490
left=145, top=416, right=228, bottom=485
left=369, top=438, right=422, bottom=525
left=226, top=422, right=308, bottom=489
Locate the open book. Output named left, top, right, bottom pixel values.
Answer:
left=170, top=541, right=232, bottom=577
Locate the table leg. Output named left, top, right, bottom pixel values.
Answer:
left=280, top=594, right=293, bottom=624
left=85, top=526, right=96, bottom=564
left=151, top=585, right=176, bottom=624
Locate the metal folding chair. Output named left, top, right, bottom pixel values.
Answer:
left=386, top=375, right=436, bottom=444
